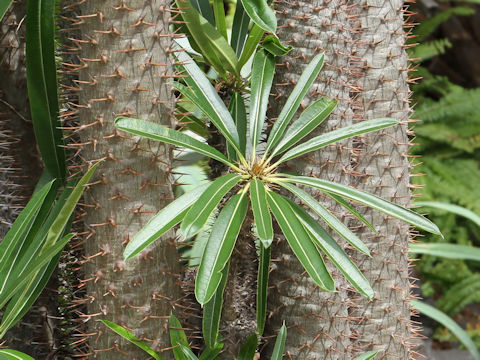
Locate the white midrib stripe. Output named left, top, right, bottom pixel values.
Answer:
left=253, top=181, right=266, bottom=235
left=250, top=56, right=268, bottom=152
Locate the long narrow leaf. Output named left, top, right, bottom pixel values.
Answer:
left=26, top=0, right=66, bottom=180
left=250, top=179, right=273, bottom=247
left=0, top=349, right=35, bottom=360
left=179, top=345, right=200, bottom=360
left=278, top=182, right=370, bottom=255
left=288, top=201, right=374, bottom=299
left=115, top=118, right=234, bottom=168
left=265, top=53, right=325, bottom=154
left=271, top=323, right=287, bottom=360
left=199, top=343, right=223, bottom=360
left=249, top=50, right=275, bottom=156
left=353, top=351, right=379, bottom=360
left=190, top=0, right=215, bottom=25
left=278, top=118, right=399, bottom=163
left=270, top=98, right=337, bottom=157
left=203, top=263, right=229, bottom=348
left=257, top=244, right=270, bottom=335
left=281, top=175, right=442, bottom=235
left=213, top=0, right=227, bottom=40
left=326, top=193, right=376, bottom=232
left=100, top=320, right=164, bottom=360
left=169, top=313, right=190, bottom=360
left=409, top=243, right=480, bottom=261
left=124, top=183, right=209, bottom=259
left=267, top=191, right=335, bottom=291
left=231, top=0, right=250, bottom=57
left=195, top=193, right=248, bottom=305
left=411, top=300, right=480, bottom=360
left=237, top=333, right=258, bottom=360
left=237, top=25, right=264, bottom=71
left=414, top=201, right=480, bottom=228
left=0, top=1, right=12, bottom=21
left=240, top=0, right=276, bottom=33
left=181, top=174, right=242, bottom=238
left=227, top=93, right=247, bottom=160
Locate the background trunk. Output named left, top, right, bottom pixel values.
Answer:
left=65, top=1, right=182, bottom=357
left=265, top=0, right=413, bottom=358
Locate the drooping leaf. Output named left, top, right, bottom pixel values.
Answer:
left=288, top=201, right=374, bottom=299
left=189, top=0, right=215, bottom=25
left=124, top=183, right=210, bottom=260
left=0, top=1, right=12, bottom=21
left=181, top=174, right=242, bottom=238
left=249, top=50, right=275, bottom=156
left=195, top=193, right=248, bottom=305
left=237, top=333, right=258, bottom=360
left=256, top=244, right=270, bottom=335
left=326, top=193, right=376, bottom=232
left=414, top=201, right=480, bottom=228
left=270, top=98, right=337, bottom=158
left=277, top=118, right=399, bottom=163
left=267, top=191, right=335, bottom=291
left=0, top=349, right=35, bottom=360
left=237, top=25, right=264, bottom=71
left=250, top=179, right=273, bottom=247
left=203, top=263, right=229, bottom=348
left=26, top=0, right=66, bottom=181
left=100, top=320, right=164, bottom=360
left=409, top=243, right=480, bottom=261
left=169, top=313, right=190, bottom=360
left=261, top=35, right=293, bottom=57
left=231, top=0, right=250, bottom=57
left=240, top=0, right=276, bottom=33
left=213, top=0, right=227, bottom=40
left=280, top=175, right=442, bottom=235
left=411, top=300, right=480, bottom=360
left=278, top=182, right=370, bottom=255
left=353, top=350, right=380, bottom=360
left=270, top=323, right=287, bottom=360
left=265, top=53, right=325, bottom=154
left=115, top=118, right=235, bottom=168
left=227, top=93, right=247, bottom=161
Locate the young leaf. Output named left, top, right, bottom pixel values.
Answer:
left=409, top=243, right=480, bottom=261
left=195, top=193, right=248, bottom=305
left=227, top=93, right=247, bottom=160
left=231, top=0, right=250, bottom=57
left=257, top=244, right=270, bottom=335
left=353, top=350, right=380, bottom=360
left=100, top=320, right=164, bottom=360
left=169, top=313, right=190, bottom=360
left=288, top=201, right=374, bottom=299
left=115, top=118, right=235, bottom=168
left=265, top=53, right=325, bottom=154
left=266, top=191, right=335, bottom=291
left=124, top=183, right=210, bottom=260
left=237, top=25, right=264, bottom=71
left=0, top=349, right=35, bottom=360
left=261, top=35, right=293, bottom=57
left=270, top=98, right=337, bottom=158
left=237, top=333, right=258, bottom=360
left=411, top=300, right=480, bottom=360
left=213, top=0, right=227, bottom=40
left=190, top=0, right=215, bottom=25
left=203, top=263, right=229, bottom=348
left=271, top=323, right=287, bottom=360
left=277, top=118, right=399, bottom=163
left=326, top=193, right=376, bottom=232
left=278, top=182, right=370, bottom=255
left=280, top=175, right=442, bottom=235
left=240, top=0, right=276, bottom=33
left=181, top=174, right=242, bottom=239
left=26, top=0, right=66, bottom=181
left=249, top=50, right=275, bottom=156
left=174, top=50, right=242, bottom=155
left=250, top=179, right=273, bottom=247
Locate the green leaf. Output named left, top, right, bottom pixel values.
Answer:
left=270, top=323, right=287, bottom=360
left=270, top=98, right=337, bottom=158
left=261, top=35, right=293, bottom=57
left=213, top=0, right=227, bottom=40
left=231, top=0, right=250, bottom=57
left=0, top=349, right=35, bottom=360
left=26, top=0, right=66, bottom=181
left=265, top=53, right=325, bottom=154
left=239, top=0, right=276, bottom=33
left=288, top=200, right=374, bottom=299
left=195, top=193, right=248, bottom=305
left=353, top=350, right=379, bottom=360
left=411, top=300, right=480, bottom=360
left=0, top=1, right=12, bottom=22
left=176, top=0, right=239, bottom=77
left=278, top=118, right=399, bottom=163
left=237, top=25, right=264, bottom=71
left=281, top=175, right=441, bottom=235
left=190, top=0, right=215, bottom=25
left=174, top=50, right=242, bottom=156
left=203, top=263, right=229, bottom=348
left=409, top=243, right=480, bottom=261
left=181, top=174, right=242, bottom=238
left=249, top=50, right=275, bottom=156
left=237, top=333, right=258, bottom=359
left=169, top=314, right=190, bottom=360
left=278, top=182, right=370, bottom=255
left=266, top=191, right=335, bottom=291
left=179, top=345, right=200, bottom=360
left=199, top=343, right=223, bottom=360
left=115, top=117, right=235, bottom=168
left=414, top=201, right=480, bottom=228
left=227, top=93, right=247, bottom=161
left=326, top=193, right=376, bottom=232
left=124, top=183, right=210, bottom=260
left=100, top=320, right=164, bottom=360
left=256, top=244, right=270, bottom=335
left=250, top=179, right=273, bottom=247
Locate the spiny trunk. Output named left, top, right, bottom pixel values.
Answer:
left=265, top=0, right=413, bottom=358
left=68, top=1, right=182, bottom=357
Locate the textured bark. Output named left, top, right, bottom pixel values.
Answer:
left=265, top=0, right=413, bottom=359
left=69, top=1, right=182, bottom=358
